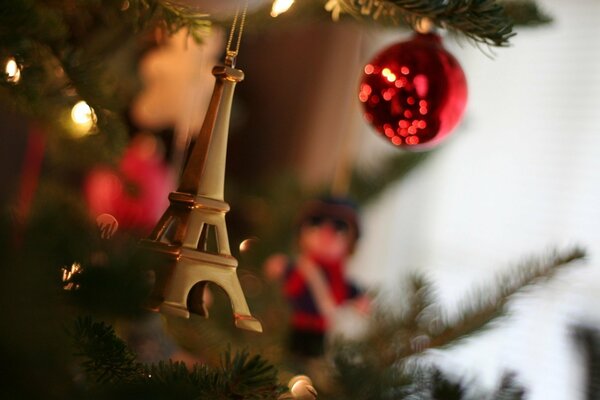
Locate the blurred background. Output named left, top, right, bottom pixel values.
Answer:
left=350, top=1, right=600, bottom=398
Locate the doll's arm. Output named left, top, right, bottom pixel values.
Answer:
left=296, top=255, right=337, bottom=321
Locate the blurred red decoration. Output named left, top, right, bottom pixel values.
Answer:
left=359, top=33, right=467, bottom=150
left=84, top=135, right=174, bottom=232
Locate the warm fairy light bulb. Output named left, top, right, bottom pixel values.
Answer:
left=71, top=101, right=95, bottom=125
left=71, top=101, right=96, bottom=136
left=271, top=0, right=294, bottom=17
left=5, top=57, right=21, bottom=83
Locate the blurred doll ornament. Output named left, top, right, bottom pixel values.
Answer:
left=359, top=32, right=467, bottom=150
left=265, top=197, right=368, bottom=357
left=84, top=134, right=174, bottom=232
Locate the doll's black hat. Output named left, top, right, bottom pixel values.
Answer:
left=297, top=196, right=361, bottom=241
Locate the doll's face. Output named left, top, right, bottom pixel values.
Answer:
left=298, top=216, right=353, bottom=263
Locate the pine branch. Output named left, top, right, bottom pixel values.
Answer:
left=129, top=0, right=211, bottom=43
left=71, top=317, right=283, bottom=399
left=334, top=248, right=585, bottom=400
left=423, top=247, right=585, bottom=352
left=218, top=349, right=284, bottom=399
left=326, top=0, right=551, bottom=46
left=0, top=0, right=210, bottom=154
left=327, top=0, right=515, bottom=46
left=72, top=316, right=144, bottom=384
left=405, top=369, right=524, bottom=400
left=492, top=373, right=525, bottom=400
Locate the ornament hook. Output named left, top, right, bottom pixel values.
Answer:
left=224, top=1, right=248, bottom=68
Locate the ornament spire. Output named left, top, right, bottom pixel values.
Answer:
left=178, top=66, right=243, bottom=199
left=140, top=63, right=262, bottom=332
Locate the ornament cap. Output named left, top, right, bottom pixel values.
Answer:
left=213, top=64, right=244, bottom=82
left=415, top=17, right=435, bottom=34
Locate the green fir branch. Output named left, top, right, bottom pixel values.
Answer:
left=328, top=0, right=516, bottom=46
left=72, top=316, right=143, bottom=384
left=128, top=0, right=211, bottom=43
left=404, top=369, right=525, bottom=400
left=492, top=373, right=526, bottom=400
left=71, top=317, right=283, bottom=399
left=218, top=349, right=284, bottom=399
left=331, top=247, right=585, bottom=399
left=424, top=247, right=586, bottom=352
left=0, top=0, right=210, bottom=155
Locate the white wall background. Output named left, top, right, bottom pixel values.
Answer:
left=348, top=0, right=600, bottom=398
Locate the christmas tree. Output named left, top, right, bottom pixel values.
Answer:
left=1, top=1, right=599, bottom=399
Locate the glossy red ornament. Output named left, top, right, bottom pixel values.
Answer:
left=84, top=135, right=174, bottom=232
left=359, top=33, right=467, bottom=150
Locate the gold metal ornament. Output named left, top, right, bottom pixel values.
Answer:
left=278, top=375, right=318, bottom=400
left=140, top=63, right=262, bottom=332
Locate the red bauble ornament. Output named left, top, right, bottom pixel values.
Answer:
left=84, top=135, right=174, bottom=232
left=359, top=33, right=467, bottom=150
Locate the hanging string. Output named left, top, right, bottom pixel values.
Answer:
left=225, top=1, right=249, bottom=67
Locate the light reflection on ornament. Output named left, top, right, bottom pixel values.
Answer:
left=407, top=136, right=420, bottom=145
left=381, top=67, right=396, bottom=82
left=271, top=0, right=294, bottom=17
left=358, top=83, right=372, bottom=103
left=382, top=90, right=393, bottom=101
left=239, top=236, right=259, bottom=253
left=62, top=262, right=83, bottom=290
left=5, top=57, right=21, bottom=83
left=96, top=213, right=119, bottom=239
left=239, top=238, right=252, bottom=252
left=287, top=375, right=317, bottom=400
left=414, top=74, right=429, bottom=97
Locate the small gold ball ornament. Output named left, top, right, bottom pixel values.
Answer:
left=279, top=375, right=317, bottom=400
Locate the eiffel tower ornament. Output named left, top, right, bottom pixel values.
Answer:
left=140, top=60, right=262, bottom=332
